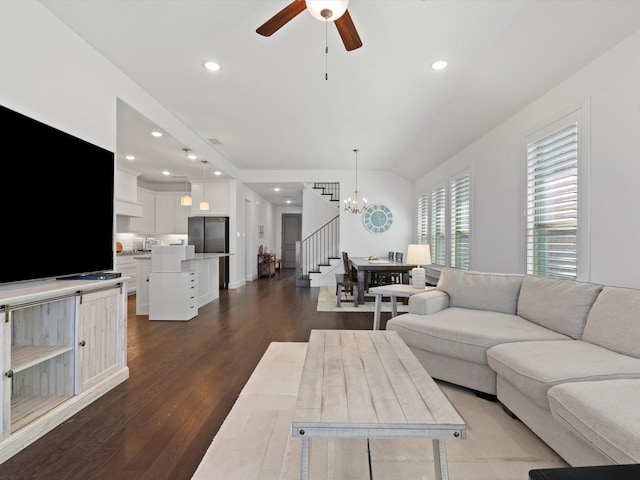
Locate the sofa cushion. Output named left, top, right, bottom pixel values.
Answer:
left=436, top=268, right=523, bottom=315
left=516, top=276, right=602, bottom=339
left=487, top=340, right=640, bottom=410
left=548, top=379, right=640, bottom=464
left=386, top=307, right=569, bottom=365
left=582, top=286, right=640, bottom=358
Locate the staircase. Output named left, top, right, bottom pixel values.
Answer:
left=295, top=182, right=342, bottom=287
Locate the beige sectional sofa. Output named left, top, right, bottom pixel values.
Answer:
left=386, top=268, right=640, bottom=467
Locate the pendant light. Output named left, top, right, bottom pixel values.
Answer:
left=180, top=148, right=193, bottom=206
left=199, top=160, right=210, bottom=211
left=344, top=148, right=367, bottom=214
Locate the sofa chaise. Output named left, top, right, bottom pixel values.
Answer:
left=386, top=268, right=640, bottom=467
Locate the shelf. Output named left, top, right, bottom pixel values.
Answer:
left=11, top=394, right=71, bottom=433
left=11, top=345, right=74, bottom=373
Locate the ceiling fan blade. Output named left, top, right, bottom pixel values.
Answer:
left=256, top=0, right=307, bottom=37
left=334, top=9, right=362, bottom=51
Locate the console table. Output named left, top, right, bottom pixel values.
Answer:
left=258, top=253, right=276, bottom=277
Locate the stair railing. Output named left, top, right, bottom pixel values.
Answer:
left=312, top=182, right=340, bottom=202
left=297, top=215, right=340, bottom=282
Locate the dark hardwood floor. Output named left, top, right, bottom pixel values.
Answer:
left=0, top=269, right=380, bottom=480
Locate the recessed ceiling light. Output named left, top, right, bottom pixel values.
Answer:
left=274, top=187, right=280, bottom=192
left=213, top=171, right=222, bottom=176
left=125, top=154, right=135, bottom=161
left=162, top=170, right=170, bottom=176
left=150, top=131, right=163, bottom=137
left=203, top=61, right=221, bottom=72
left=286, top=200, right=292, bottom=204
left=188, top=153, right=197, bottom=160
left=431, top=60, right=448, bottom=71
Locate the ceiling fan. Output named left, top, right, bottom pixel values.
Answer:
left=257, top=0, right=363, bottom=51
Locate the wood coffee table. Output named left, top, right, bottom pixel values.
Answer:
left=292, top=330, right=466, bottom=480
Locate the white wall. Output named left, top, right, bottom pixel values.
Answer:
left=235, top=183, right=276, bottom=286
left=301, top=185, right=339, bottom=239
left=240, top=169, right=416, bottom=261
left=415, top=29, right=640, bottom=289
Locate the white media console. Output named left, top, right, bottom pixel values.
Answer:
left=0, top=277, right=129, bottom=464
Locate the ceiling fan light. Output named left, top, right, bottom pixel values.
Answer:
left=305, top=0, right=348, bottom=22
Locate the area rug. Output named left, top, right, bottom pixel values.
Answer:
left=316, top=285, right=410, bottom=313
left=191, top=342, right=567, bottom=480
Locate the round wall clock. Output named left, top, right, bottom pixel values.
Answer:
left=362, top=203, right=393, bottom=234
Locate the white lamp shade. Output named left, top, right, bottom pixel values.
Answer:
left=406, top=244, right=432, bottom=267
left=199, top=200, right=210, bottom=211
left=180, top=194, right=192, bottom=206
left=305, top=0, right=348, bottom=21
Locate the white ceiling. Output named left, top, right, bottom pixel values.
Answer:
left=42, top=0, right=640, bottom=207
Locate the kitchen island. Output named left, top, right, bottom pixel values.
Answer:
left=135, top=250, right=231, bottom=320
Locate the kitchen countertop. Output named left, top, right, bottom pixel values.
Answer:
left=117, top=250, right=151, bottom=257
left=132, top=252, right=232, bottom=261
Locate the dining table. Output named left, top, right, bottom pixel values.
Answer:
left=348, top=256, right=417, bottom=306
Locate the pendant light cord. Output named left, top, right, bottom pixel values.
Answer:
left=325, top=19, right=329, bottom=81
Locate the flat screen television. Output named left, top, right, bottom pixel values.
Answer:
left=0, top=104, right=114, bottom=286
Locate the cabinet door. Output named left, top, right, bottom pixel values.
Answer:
left=190, top=181, right=229, bottom=215
left=154, top=193, right=175, bottom=234
left=153, top=193, right=188, bottom=234
left=77, top=287, right=124, bottom=392
left=129, top=188, right=155, bottom=233
left=4, top=298, right=75, bottom=436
left=115, top=255, right=137, bottom=295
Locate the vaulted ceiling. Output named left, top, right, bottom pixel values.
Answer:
left=42, top=1, right=640, bottom=205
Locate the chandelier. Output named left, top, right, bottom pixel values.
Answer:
left=344, top=148, right=367, bottom=214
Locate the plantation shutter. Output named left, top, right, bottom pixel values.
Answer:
left=526, top=122, right=578, bottom=279
left=450, top=173, right=470, bottom=269
left=417, top=193, right=429, bottom=244
left=431, top=185, right=446, bottom=265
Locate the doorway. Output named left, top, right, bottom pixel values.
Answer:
left=282, top=214, right=301, bottom=268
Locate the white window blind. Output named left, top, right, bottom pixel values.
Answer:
left=526, top=122, right=578, bottom=279
left=431, top=185, right=446, bottom=265
left=450, top=173, right=470, bottom=269
left=417, top=193, right=429, bottom=244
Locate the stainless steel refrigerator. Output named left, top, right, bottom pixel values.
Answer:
left=187, top=216, right=229, bottom=289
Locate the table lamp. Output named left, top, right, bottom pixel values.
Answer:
left=406, top=244, right=432, bottom=289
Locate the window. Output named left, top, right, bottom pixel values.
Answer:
left=450, top=172, right=470, bottom=269
left=525, top=104, right=587, bottom=279
left=417, top=193, right=429, bottom=245
left=430, top=184, right=446, bottom=265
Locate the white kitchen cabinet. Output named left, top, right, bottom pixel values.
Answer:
left=0, top=279, right=128, bottom=463
left=77, top=286, right=125, bottom=392
left=135, top=257, right=152, bottom=315
left=154, top=192, right=189, bottom=234
left=129, top=187, right=155, bottom=233
left=115, top=255, right=137, bottom=295
left=115, top=167, right=142, bottom=217
left=149, top=271, right=198, bottom=321
left=190, top=181, right=230, bottom=215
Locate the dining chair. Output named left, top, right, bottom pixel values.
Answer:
left=388, top=252, right=404, bottom=283
left=335, top=252, right=358, bottom=307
